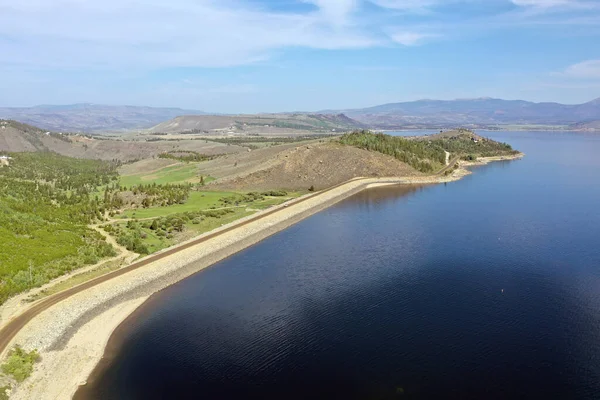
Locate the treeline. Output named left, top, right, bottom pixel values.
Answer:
left=340, top=130, right=445, bottom=173
left=158, top=151, right=218, bottom=163
left=219, top=191, right=287, bottom=206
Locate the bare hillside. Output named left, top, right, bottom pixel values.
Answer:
left=205, top=141, right=421, bottom=191
left=0, top=120, right=245, bottom=161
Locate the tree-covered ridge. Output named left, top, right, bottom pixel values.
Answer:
left=432, top=132, right=517, bottom=160
left=340, top=130, right=446, bottom=173
left=339, top=130, right=518, bottom=173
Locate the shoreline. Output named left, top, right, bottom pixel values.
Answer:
left=3, top=153, right=523, bottom=400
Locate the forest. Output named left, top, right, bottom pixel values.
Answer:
left=340, top=130, right=518, bottom=172
left=0, top=153, right=119, bottom=303
left=340, top=130, right=446, bottom=172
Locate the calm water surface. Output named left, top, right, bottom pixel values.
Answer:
left=79, top=131, right=600, bottom=399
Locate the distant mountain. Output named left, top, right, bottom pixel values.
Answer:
left=331, top=98, right=600, bottom=129
left=0, top=104, right=207, bottom=132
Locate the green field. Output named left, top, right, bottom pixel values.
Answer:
left=119, top=163, right=214, bottom=187
left=120, top=191, right=234, bottom=219
left=111, top=208, right=255, bottom=254
left=110, top=191, right=296, bottom=254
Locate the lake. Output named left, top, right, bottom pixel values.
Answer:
left=77, top=131, right=600, bottom=400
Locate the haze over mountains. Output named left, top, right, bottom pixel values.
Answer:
left=0, top=104, right=206, bottom=132
left=0, top=98, right=599, bottom=132
left=333, top=97, right=600, bottom=129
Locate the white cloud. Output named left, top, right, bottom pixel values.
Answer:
left=0, top=0, right=597, bottom=73
left=304, top=0, right=360, bottom=25
left=369, top=0, right=440, bottom=11
left=511, top=0, right=571, bottom=7
left=390, top=31, right=437, bottom=46
left=510, top=0, right=600, bottom=11
left=559, top=60, right=600, bottom=79
left=0, top=0, right=378, bottom=69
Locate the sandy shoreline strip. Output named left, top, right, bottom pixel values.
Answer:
left=4, top=153, right=523, bottom=400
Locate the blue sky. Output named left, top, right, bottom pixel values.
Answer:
left=0, top=0, right=599, bottom=112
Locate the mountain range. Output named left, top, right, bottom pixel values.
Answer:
left=0, top=98, right=599, bottom=132
left=336, top=97, right=600, bottom=129
left=0, top=104, right=206, bottom=132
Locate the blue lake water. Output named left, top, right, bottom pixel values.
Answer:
left=77, top=131, right=600, bottom=399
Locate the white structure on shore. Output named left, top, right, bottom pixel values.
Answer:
left=0, top=155, right=12, bottom=167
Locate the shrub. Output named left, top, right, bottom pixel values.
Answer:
left=0, top=385, right=9, bottom=400
left=1, top=346, right=40, bottom=382
left=261, top=190, right=288, bottom=197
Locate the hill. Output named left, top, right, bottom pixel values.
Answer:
left=149, top=113, right=364, bottom=134
left=0, top=120, right=243, bottom=161
left=203, top=140, right=421, bottom=192
left=330, top=97, right=600, bottom=129
left=0, top=104, right=207, bottom=133
left=569, top=120, right=600, bottom=130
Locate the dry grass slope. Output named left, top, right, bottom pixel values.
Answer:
left=0, top=120, right=246, bottom=161
left=209, top=141, right=422, bottom=191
